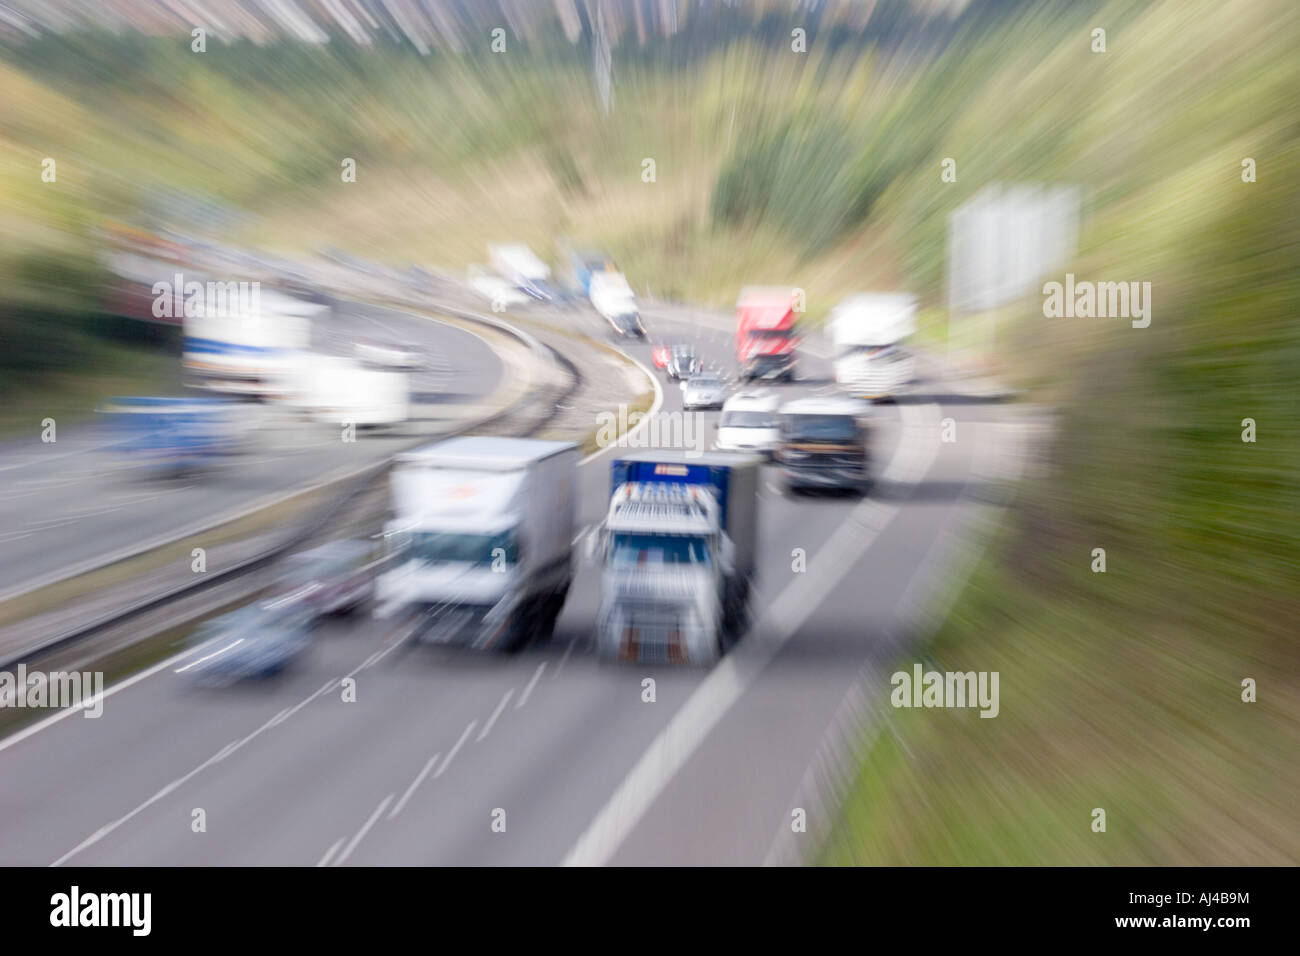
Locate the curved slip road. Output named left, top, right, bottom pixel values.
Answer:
left=0, top=302, right=506, bottom=601
left=0, top=303, right=1018, bottom=866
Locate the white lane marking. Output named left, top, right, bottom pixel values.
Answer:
left=333, top=793, right=394, bottom=866
left=515, top=663, right=547, bottom=708
left=560, top=400, right=940, bottom=867
left=0, top=650, right=192, bottom=756
left=553, top=637, right=578, bottom=678
left=580, top=350, right=663, bottom=465
left=476, top=689, right=514, bottom=742
left=388, top=752, right=442, bottom=819
left=316, top=838, right=344, bottom=868
left=0, top=439, right=127, bottom=473
left=433, top=721, right=478, bottom=779
left=49, top=633, right=407, bottom=865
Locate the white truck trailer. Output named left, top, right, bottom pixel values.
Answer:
left=293, top=354, right=410, bottom=428
left=592, top=452, right=761, bottom=664
left=182, top=289, right=320, bottom=398
left=829, top=293, right=918, bottom=399
left=375, top=437, right=578, bottom=650
left=487, top=243, right=552, bottom=300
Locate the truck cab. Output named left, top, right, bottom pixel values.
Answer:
left=776, top=397, right=872, bottom=495
left=375, top=437, right=577, bottom=650
left=735, top=287, right=800, bottom=382
left=594, top=453, right=760, bottom=664
left=829, top=293, right=917, bottom=400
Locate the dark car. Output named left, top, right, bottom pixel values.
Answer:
left=666, top=345, right=702, bottom=381
left=176, top=601, right=316, bottom=685
left=607, top=311, right=646, bottom=339
left=276, top=540, right=379, bottom=616
left=775, top=397, right=872, bottom=495
left=740, top=351, right=797, bottom=383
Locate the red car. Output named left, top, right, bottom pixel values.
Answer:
left=651, top=344, right=671, bottom=370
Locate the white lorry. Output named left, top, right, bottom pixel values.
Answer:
left=588, top=271, right=644, bottom=338
left=829, top=293, right=918, bottom=399
left=375, top=437, right=578, bottom=650
left=592, top=452, right=760, bottom=664
left=487, top=243, right=552, bottom=300
left=183, top=289, right=320, bottom=398
left=294, top=354, right=410, bottom=428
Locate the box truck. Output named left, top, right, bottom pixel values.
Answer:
left=487, top=243, right=552, bottom=301
left=593, top=452, right=760, bottom=664
left=293, top=354, right=409, bottom=428
left=375, top=437, right=578, bottom=650
left=735, top=286, right=800, bottom=382
left=182, top=289, right=320, bottom=398
left=829, top=293, right=918, bottom=399
left=101, top=396, right=256, bottom=475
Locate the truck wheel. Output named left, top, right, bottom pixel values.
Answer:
left=536, top=593, right=564, bottom=643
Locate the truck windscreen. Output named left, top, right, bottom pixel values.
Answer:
left=610, top=533, right=711, bottom=567
left=783, top=415, right=857, bottom=443
left=722, top=411, right=775, bottom=428
left=411, top=531, right=518, bottom=566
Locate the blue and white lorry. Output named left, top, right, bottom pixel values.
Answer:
left=593, top=452, right=761, bottom=664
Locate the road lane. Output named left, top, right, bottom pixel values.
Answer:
left=0, top=299, right=1016, bottom=867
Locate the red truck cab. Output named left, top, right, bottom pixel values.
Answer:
left=735, top=287, right=800, bottom=382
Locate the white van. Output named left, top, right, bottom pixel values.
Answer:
left=714, top=391, right=781, bottom=457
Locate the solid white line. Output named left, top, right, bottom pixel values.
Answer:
left=48, top=635, right=406, bottom=865
left=388, top=752, right=442, bottom=819
left=579, top=349, right=663, bottom=465
left=476, top=689, right=514, bottom=742
left=333, top=793, right=394, bottom=866
left=560, top=401, right=940, bottom=867
left=316, top=838, right=344, bottom=867
left=515, top=663, right=547, bottom=708
left=0, top=650, right=190, bottom=756
left=433, top=720, right=478, bottom=779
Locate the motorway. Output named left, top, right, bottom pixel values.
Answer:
left=0, top=302, right=508, bottom=601
left=0, top=301, right=1021, bottom=866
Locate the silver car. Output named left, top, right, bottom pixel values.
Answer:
left=176, top=601, right=316, bottom=686
left=681, top=374, right=727, bottom=410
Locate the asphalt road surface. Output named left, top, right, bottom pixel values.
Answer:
left=0, top=304, right=1018, bottom=865
left=0, top=302, right=505, bottom=600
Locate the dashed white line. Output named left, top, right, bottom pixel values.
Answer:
left=553, top=637, right=578, bottom=677
left=333, top=793, right=394, bottom=866
left=49, top=635, right=407, bottom=865
left=561, top=400, right=941, bottom=867
left=515, top=663, right=547, bottom=708
left=476, top=690, right=514, bottom=742
left=316, top=838, right=344, bottom=868
left=388, top=752, right=442, bottom=819
left=433, top=721, right=478, bottom=779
